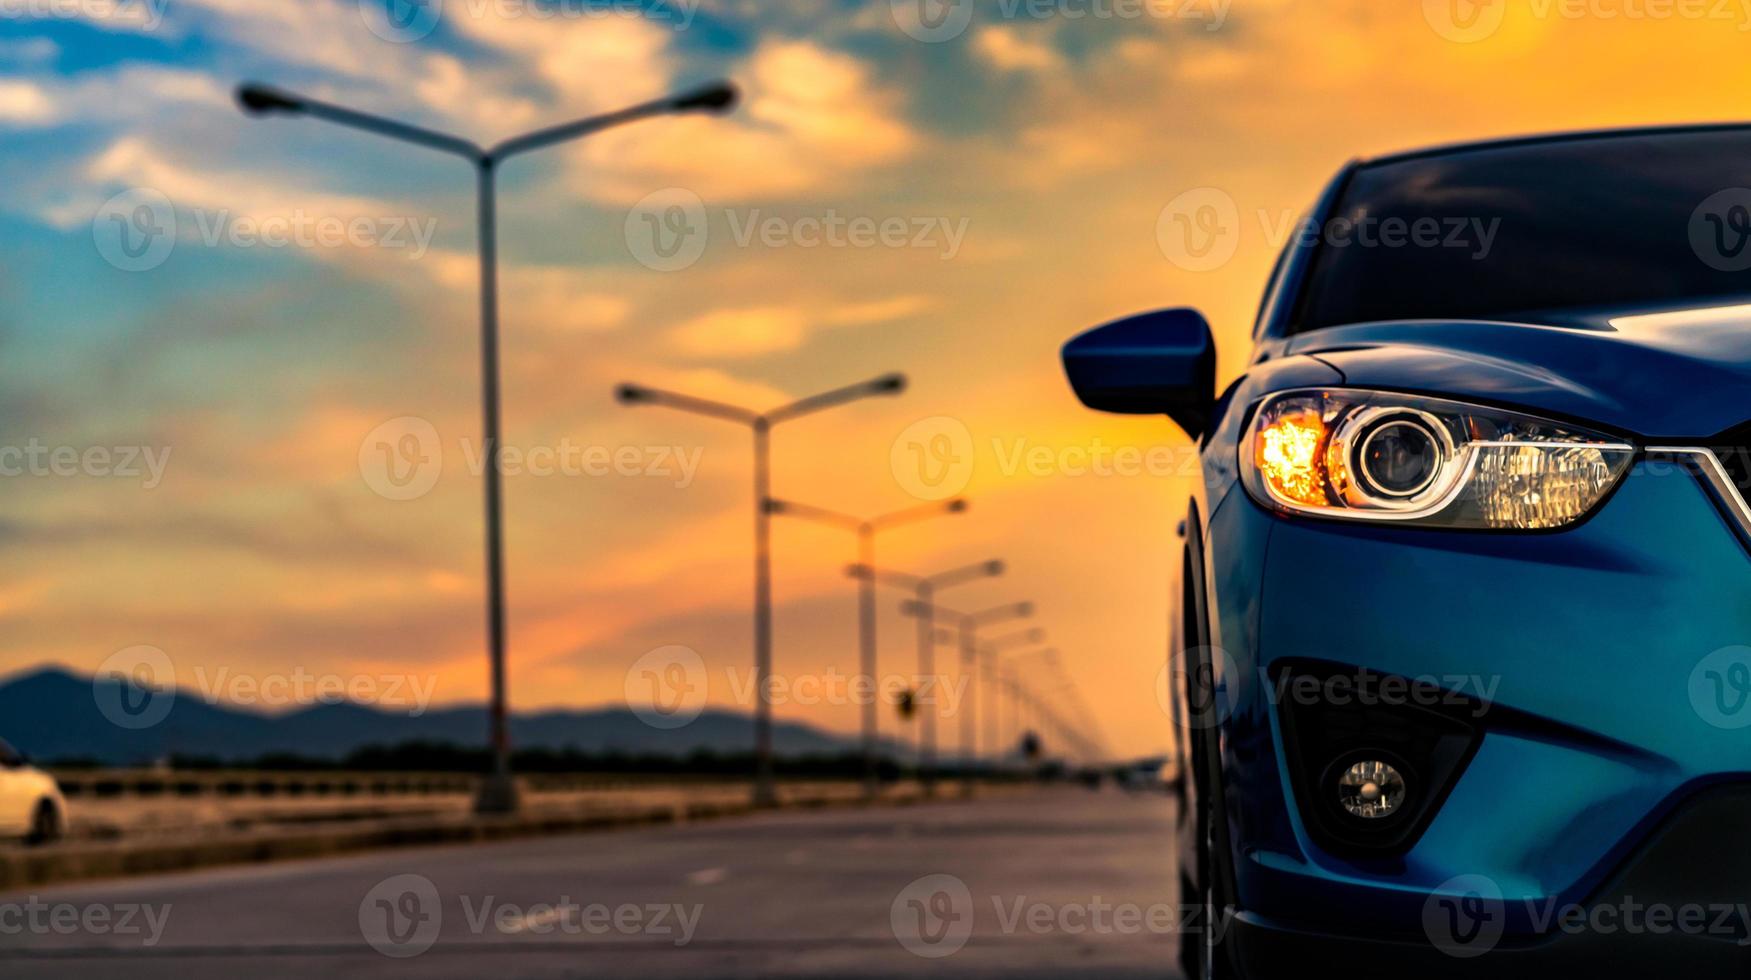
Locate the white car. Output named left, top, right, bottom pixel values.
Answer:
left=0, top=739, right=65, bottom=844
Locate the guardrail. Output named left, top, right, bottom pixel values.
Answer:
left=50, top=769, right=480, bottom=799
left=47, top=769, right=768, bottom=800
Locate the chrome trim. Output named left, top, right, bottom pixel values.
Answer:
left=1645, top=447, right=1751, bottom=538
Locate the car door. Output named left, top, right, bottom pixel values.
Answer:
left=0, top=740, right=31, bottom=835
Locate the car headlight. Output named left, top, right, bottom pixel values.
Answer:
left=1241, top=389, right=1634, bottom=529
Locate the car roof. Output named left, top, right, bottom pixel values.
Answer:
left=1361, top=121, right=1751, bottom=168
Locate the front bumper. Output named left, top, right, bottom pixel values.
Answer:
left=1211, top=456, right=1751, bottom=948
left=1230, top=784, right=1751, bottom=977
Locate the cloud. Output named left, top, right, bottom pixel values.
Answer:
left=668, top=306, right=809, bottom=357
left=0, top=80, right=55, bottom=124
left=0, top=66, right=229, bottom=130
left=974, top=27, right=1065, bottom=73
left=572, top=39, right=919, bottom=204
left=666, top=295, right=929, bottom=358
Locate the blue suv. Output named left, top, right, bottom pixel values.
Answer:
left=1063, top=125, right=1751, bottom=977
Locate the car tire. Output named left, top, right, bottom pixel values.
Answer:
left=1181, top=736, right=1242, bottom=979
left=1178, top=537, right=1243, bottom=980
left=25, top=799, right=62, bottom=846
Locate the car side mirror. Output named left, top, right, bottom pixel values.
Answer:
left=1061, top=308, right=1217, bottom=437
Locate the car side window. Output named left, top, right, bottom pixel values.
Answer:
left=1252, top=234, right=1296, bottom=339
left=0, top=739, right=20, bottom=767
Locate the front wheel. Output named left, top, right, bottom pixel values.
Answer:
left=25, top=800, right=62, bottom=846
left=1179, top=817, right=1241, bottom=979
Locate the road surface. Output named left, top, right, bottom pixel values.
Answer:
left=0, top=788, right=1181, bottom=978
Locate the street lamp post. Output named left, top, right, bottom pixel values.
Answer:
left=901, top=599, right=1033, bottom=797
left=615, top=376, right=906, bottom=806
left=1037, top=650, right=1111, bottom=764
left=849, top=559, right=1003, bottom=797
left=766, top=499, right=967, bottom=799
left=237, top=79, right=739, bottom=815
left=996, top=646, right=1056, bottom=769
left=977, top=628, right=1046, bottom=768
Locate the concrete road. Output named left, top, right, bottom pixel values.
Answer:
left=0, top=788, right=1181, bottom=979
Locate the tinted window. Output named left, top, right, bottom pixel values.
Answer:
left=1294, top=128, right=1751, bottom=331
left=0, top=739, right=19, bottom=767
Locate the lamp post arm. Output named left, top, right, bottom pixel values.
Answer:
left=240, top=86, right=484, bottom=160
left=766, top=373, right=905, bottom=424
left=769, top=499, right=863, bottom=531
left=616, top=386, right=760, bottom=426
left=870, top=499, right=966, bottom=532
left=492, top=99, right=674, bottom=160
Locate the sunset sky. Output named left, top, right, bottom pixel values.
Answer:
left=3, top=0, right=1748, bottom=757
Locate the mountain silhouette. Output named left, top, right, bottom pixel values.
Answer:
left=0, top=666, right=882, bottom=765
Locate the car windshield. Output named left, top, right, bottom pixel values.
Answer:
left=1292, top=127, right=1751, bottom=331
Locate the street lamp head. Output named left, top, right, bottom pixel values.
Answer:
left=670, top=80, right=740, bottom=114
left=1017, top=601, right=1036, bottom=617
left=870, top=373, right=907, bottom=395
left=236, top=83, right=306, bottom=116
left=945, top=498, right=969, bottom=514
left=764, top=499, right=787, bottom=515
left=615, top=383, right=650, bottom=405
left=985, top=560, right=1006, bottom=576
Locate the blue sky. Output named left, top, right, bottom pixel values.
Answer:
left=3, top=0, right=1744, bottom=755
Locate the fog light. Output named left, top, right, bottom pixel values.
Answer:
left=1337, top=760, right=1406, bottom=819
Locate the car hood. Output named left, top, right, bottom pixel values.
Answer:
left=1282, top=303, right=1751, bottom=439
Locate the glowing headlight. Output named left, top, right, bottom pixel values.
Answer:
left=1242, top=390, right=1634, bottom=529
